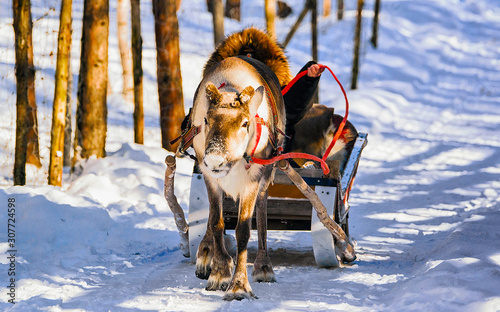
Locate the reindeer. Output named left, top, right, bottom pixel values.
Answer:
left=190, top=56, right=285, bottom=300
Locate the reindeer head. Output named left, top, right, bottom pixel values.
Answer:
left=201, top=83, right=264, bottom=178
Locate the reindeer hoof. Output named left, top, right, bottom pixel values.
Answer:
left=205, top=255, right=234, bottom=291
left=206, top=267, right=233, bottom=291
left=252, top=264, right=276, bottom=283
left=253, top=253, right=276, bottom=283
left=195, top=247, right=213, bottom=280
left=195, top=267, right=211, bottom=280
left=206, top=276, right=231, bottom=291
left=223, top=291, right=258, bottom=301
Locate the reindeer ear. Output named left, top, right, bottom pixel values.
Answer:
left=248, top=86, right=264, bottom=117
left=239, top=86, right=255, bottom=105
left=205, top=83, right=221, bottom=105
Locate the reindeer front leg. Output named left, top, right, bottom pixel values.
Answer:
left=200, top=180, right=234, bottom=291
left=224, top=169, right=273, bottom=301
left=223, top=184, right=258, bottom=300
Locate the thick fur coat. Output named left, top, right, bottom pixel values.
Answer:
left=203, top=27, right=293, bottom=87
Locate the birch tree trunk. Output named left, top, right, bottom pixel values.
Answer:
left=49, top=0, right=72, bottom=186
left=117, top=0, right=134, bottom=103
left=153, top=0, right=185, bottom=151
left=131, top=0, right=143, bottom=144
left=75, top=0, right=109, bottom=160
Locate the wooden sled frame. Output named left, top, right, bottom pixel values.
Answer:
left=186, top=132, right=368, bottom=267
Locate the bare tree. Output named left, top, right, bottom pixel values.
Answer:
left=75, top=0, right=109, bottom=160
left=225, top=0, right=240, bottom=21
left=153, top=0, right=185, bottom=151
left=131, top=0, right=143, bottom=144
left=48, top=0, right=72, bottom=186
left=337, top=0, right=344, bottom=20
left=117, top=0, right=134, bottom=103
left=323, top=0, right=331, bottom=17
left=265, top=0, right=276, bottom=39
left=311, top=0, right=318, bottom=62
left=25, top=1, right=41, bottom=169
left=63, top=52, right=73, bottom=167
left=311, top=0, right=318, bottom=102
left=351, top=0, right=363, bottom=90
left=13, top=0, right=41, bottom=182
left=277, top=1, right=292, bottom=19
left=211, top=0, right=224, bottom=46
left=370, top=0, right=381, bottom=48
left=13, top=0, right=33, bottom=185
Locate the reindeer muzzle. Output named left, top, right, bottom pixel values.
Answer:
left=203, top=153, right=232, bottom=178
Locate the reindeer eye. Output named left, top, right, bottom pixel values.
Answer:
left=242, top=121, right=249, bottom=128
left=204, top=118, right=208, bottom=125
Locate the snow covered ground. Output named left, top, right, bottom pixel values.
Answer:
left=1, top=0, right=500, bottom=311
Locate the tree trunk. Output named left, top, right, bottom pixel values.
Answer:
left=277, top=1, right=292, bottom=19
left=75, top=0, right=109, bottom=160
left=311, top=0, right=318, bottom=62
left=282, top=1, right=309, bottom=48
left=131, top=0, right=144, bottom=144
left=311, top=0, right=319, bottom=103
left=337, top=0, right=344, bottom=20
left=225, top=0, right=240, bottom=21
left=49, top=0, right=72, bottom=186
left=351, top=0, right=363, bottom=90
left=63, top=50, right=73, bottom=167
left=211, top=0, right=224, bottom=46
left=370, top=0, right=381, bottom=48
left=117, top=0, right=134, bottom=103
left=323, top=0, right=331, bottom=17
left=13, top=0, right=31, bottom=185
left=265, top=0, right=276, bottom=39
left=25, top=0, right=41, bottom=169
left=153, top=0, right=185, bottom=151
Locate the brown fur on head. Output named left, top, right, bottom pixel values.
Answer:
left=203, top=27, right=293, bottom=86
left=201, top=82, right=264, bottom=178
left=289, top=104, right=358, bottom=174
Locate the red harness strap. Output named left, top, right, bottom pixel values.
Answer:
left=248, top=77, right=283, bottom=157
left=250, top=115, right=263, bottom=157
left=320, top=65, right=349, bottom=162
left=172, top=65, right=348, bottom=177
left=249, top=64, right=349, bottom=175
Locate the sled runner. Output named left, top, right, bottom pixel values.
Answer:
left=184, top=131, right=367, bottom=267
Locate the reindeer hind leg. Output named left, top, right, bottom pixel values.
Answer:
left=252, top=189, right=276, bottom=283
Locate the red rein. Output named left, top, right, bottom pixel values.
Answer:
left=250, top=64, right=349, bottom=175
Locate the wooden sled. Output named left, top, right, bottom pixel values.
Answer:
left=185, top=132, right=367, bottom=267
